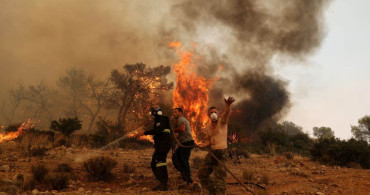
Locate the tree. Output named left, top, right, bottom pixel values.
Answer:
left=351, top=115, right=370, bottom=143
left=105, top=63, right=173, bottom=130
left=313, top=126, right=334, bottom=139
left=57, top=68, right=88, bottom=118
left=0, top=82, right=24, bottom=124
left=279, top=121, right=303, bottom=136
left=50, top=117, right=82, bottom=137
left=58, top=68, right=110, bottom=131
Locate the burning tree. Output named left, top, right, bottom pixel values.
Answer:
left=105, top=63, right=173, bottom=131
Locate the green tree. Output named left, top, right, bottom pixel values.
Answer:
left=351, top=115, right=370, bottom=143
left=105, top=63, right=173, bottom=130
left=50, top=117, right=82, bottom=137
left=279, top=121, right=303, bottom=136
left=313, top=126, right=334, bottom=139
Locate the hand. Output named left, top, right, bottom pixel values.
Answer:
left=224, top=97, right=236, bottom=105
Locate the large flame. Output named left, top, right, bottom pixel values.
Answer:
left=0, top=119, right=35, bottom=143
left=169, top=41, right=217, bottom=144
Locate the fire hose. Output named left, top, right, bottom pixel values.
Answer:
left=100, top=122, right=262, bottom=194
left=169, top=122, right=258, bottom=195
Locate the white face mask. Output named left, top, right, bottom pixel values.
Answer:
left=210, top=113, right=218, bottom=121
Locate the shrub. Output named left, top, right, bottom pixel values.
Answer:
left=50, top=117, right=82, bottom=137
left=192, top=157, right=202, bottom=169
left=310, top=138, right=370, bottom=169
left=83, top=156, right=117, bottom=181
left=242, top=170, right=255, bottom=182
left=90, top=134, right=109, bottom=148
left=44, top=173, right=69, bottom=190
left=56, top=163, right=73, bottom=173
left=31, top=164, right=48, bottom=182
left=96, top=117, right=122, bottom=141
left=123, top=163, right=136, bottom=174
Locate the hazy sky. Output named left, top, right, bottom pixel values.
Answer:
left=275, top=0, right=370, bottom=139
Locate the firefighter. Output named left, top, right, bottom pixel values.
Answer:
left=141, top=105, right=172, bottom=191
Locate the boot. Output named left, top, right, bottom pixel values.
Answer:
left=152, top=183, right=168, bottom=191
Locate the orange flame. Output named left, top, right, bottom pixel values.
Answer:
left=126, top=128, right=154, bottom=143
left=0, top=119, right=35, bottom=143
left=169, top=41, right=217, bottom=144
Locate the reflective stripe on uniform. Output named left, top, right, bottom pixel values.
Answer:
left=163, top=129, right=170, bottom=133
left=156, top=162, right=167, bottom=167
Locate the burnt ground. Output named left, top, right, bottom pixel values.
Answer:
left=0, top=141, right=369, bottom=195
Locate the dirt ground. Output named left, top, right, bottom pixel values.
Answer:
left=0, top=141, right=369, bottom=195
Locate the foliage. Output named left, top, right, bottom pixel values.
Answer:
left=44, top=173, right=69, bottom=190
left=351, top=115, right=370, bottom=143
left=83, top=156, right=117, bottom=181
left=279, top=121, right=303, bottom=136
left=50, top=117, right=82, bottom=137
left=310, top=138, right=370, bottom=169
left=313, top=126, right=334, bottom=139
left=57, top=68, right=109, bottom=131
left=31, top=164, right=49, bottom=182
left=105, top=63, right=173, bottom=130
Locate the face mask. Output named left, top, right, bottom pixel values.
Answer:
left=210, top=113, right=218, bottom=121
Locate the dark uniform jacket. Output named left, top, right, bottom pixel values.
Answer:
left=144, top=115, right=172, bottom=147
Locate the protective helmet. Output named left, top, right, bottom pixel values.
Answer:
left=149, top=106, right=162, bottom=116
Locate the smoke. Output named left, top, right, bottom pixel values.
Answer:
left=163, top=0, right=331, bottom=131
left=0, top=0, right=331, bottom=131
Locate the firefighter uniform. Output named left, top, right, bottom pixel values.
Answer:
left=144, top=114, right=172, bottom=190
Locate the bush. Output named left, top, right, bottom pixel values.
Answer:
left=56, top=163, right=73, bottom=173
left=122, top=163, right=136, bottom=174
left=44, top=173, right=69, bottom=190
left=229, top=148, right=249, bottom=159
left=83, top=156, right=117, bottom=181
left=50, top=117, right=82, bottom=137
left=31, top=164, right=48, bottom=182
left=96, top=117, right=122, bottom=141
left=310, top=138, right=370, bottom=169
left=90, top=134, right=109, bottom=148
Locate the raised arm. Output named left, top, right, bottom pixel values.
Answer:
left=220, top=97, right=235, bottom=124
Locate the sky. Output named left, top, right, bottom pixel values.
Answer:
left=275, top=0, right=370, bottom=139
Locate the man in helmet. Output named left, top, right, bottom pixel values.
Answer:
left=141, top=105, right=172, bottom=191
left=198, top=97, right=236, bottom=195
left=172, top=107, right=195, bottom=186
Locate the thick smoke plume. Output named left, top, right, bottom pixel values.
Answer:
left=163, top=0, right=331, bottom=132
left=0, top=0, right=331, bottom=132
